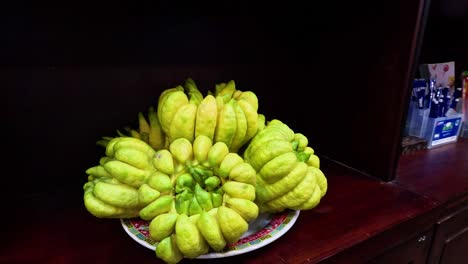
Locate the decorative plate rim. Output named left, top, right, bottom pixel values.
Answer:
left=120, top=209, right=300, bottom=259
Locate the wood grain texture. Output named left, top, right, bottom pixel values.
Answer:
left=1, top=159, right=436, bottom=264
left=396, top=138, right=468, bottom=204
left=427, top=205, right=468, bottom=264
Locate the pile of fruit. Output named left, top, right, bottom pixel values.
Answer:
left=83, top=78, right=328, bottom=263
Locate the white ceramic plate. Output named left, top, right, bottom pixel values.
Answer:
left=121, top=209, right=300, bottom=259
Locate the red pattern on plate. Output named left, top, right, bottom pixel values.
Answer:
left=127, top=210, right=293, bottom=248
left=131, top=219, right=151, bottom=237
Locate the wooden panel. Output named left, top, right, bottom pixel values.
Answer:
left=439, top=227, right=468, bottom=264
left=367, top=229, right=433, bottom=264
left=396, top=138, right=468, bottom=203
left=428, top=205, right=468, bottom=264
left=282, top=0, right=428, bottom=182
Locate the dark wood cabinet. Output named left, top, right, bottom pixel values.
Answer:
left=3, top=0, right=468, bottom=264
left=368, top=229, right=434, bottom=264
left=362, top=202, right=468, bottom=264
left=428, top=205, right=468, bottom=264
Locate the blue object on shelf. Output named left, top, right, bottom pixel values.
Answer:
left=425, top=114, right=463, bottom=148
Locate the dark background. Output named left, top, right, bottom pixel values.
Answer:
left=4, top=0, right=468, bottom=212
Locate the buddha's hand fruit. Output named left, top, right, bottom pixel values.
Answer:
left=213, top=80, right=261, bottom=152
left=243, top=119, right=328, bottom=213
left=147, top=135, right=258, bottom=263
left=83, top=178, right=141, bottom=218
left=85, top=135, right=258, bottom=263
left=157, top=78, right=262, bottom=153
left=157, top=80, right=201, bottom=144
left=83, top=137, right=172, bottom=218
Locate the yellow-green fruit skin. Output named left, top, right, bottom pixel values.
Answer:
left=84, top=137, right=163, bottom=219
left=149, top=213, right=178, bottom=241
left=197, top=211, right=226, bottom=251
left=156, top=236, right=184, bottom=264
left=245, top=119, right=328, bottom=213
left=217, top=206, right=249, bottom=244
left=87, top=135, right=259, bottom=263
left=82, top=83, right=331, bottom=264
left=175, top=214, right=209, bottom=258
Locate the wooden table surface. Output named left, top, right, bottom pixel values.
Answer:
left=2, top=139, right=467, bottom=264
left=396, top=138, right=468, bottom=204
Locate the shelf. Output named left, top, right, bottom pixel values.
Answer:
left=3, top=157, right=439, bottom=264
left=396, top=138, right=468, bottom=204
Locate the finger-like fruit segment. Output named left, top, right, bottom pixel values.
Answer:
left=99, top=157, right=113, bottom=166
left=159, top=90, right=189, bottom=133
left=265, top=168, right=317, bottom=212
left=114, top=148, right=151, bottom=170
left=223, top=181, right=256, bottom=201
left=204, top=177, right=221, bottom=191
left=207, top=142, right=229, bottom=167
left=170, top=138, right=193, bottom=164
left=197, top=211, right=226, bottom=252
left=103, top=160, right=147, bottom=188
left=86, top=165, right=111, bottom=178
left=217, top=153, right=244, bottom=178
left=193, top=135, right=213, bottom=164
left=175, top=214, right=209, bottom=258
left=139, top=196, right=173, bottom=221
left=175, top=173, right=194, bottom=193
left=147, top=172, right=172, bottom=192
left=138, top=184, right=161, bottom=205
left=214, top=99, right=237, bottom=148
left=228, top=162, right=256, bottom=185
left=195, top=184, right=213, bottom=211
left=153, top=150, right=174, bottom=175
left=83, top=189, right=139, bottom=218
left=217, top=206, right=248, bottom=244
left=256, top=162, right=308, bottom=203
left=311, top=166, right=327, bottom=197
left=248, top=140, right=293, bottom=171
left=257, top=113, right=266, bottom=132
left=238, top=90, right=258, bottom=111
left=93, top=182, right=139, bottom=208
left=168, top=103, right=197, bottom=143
left=230, top=101, right=248, bottom=152
left=259, top=152, right=298, bottom=183
left=138, top=112, right=150, bottom=135
left=307, top=154, right=320, bottom=168
left=237, top=99, right=258, bottom=145
left=109, top=137, right=156, bottom=157
left=225, top=198, right=259, bottom=222
left=157, top=86, right=184, bottom=113
left=185, top=78, right=204, bottom=104
left=244, top=131, right=290, bottom=160
left=293, top=133, right=308, bottom=150
left=148, top=106, right=165, bottom=150
left=195, top=95, right=218, bottom=141
left=211, top=192, right=223, bottom=208
left=188, top=195, right=204, bottom=216
left=217, top=80, right=236, bottom=100
left=291, top=185, right=322, bottom=210
left=156, top=235, right=184, bottom=264
left=149, top=213, right=179, bottom=241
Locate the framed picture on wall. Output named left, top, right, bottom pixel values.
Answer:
left=419, top=61, right=455, bottom=89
